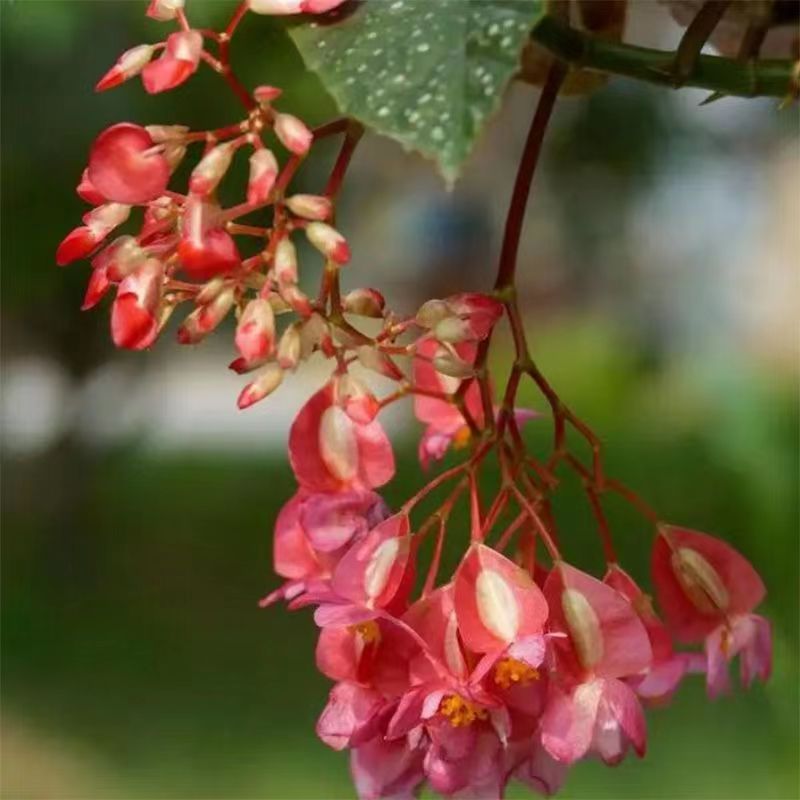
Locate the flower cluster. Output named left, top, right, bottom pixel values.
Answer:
left=263, top=378, right=771, bottom=797
left=57, top=3, right=772, bottom=798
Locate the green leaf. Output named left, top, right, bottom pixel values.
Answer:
left=289, top=0, right=543, bottom=184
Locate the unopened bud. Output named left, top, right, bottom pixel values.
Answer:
left=335, top=374, right=379, bottom=424
left=305, top=222, right=350, bottom=265
left=253, top=84, right=282, bottom=104
left=146, top=0, right=185, bottom=21
left=342, top=287, right=385, bottom=318
left=277, top=322, right=302, bottom=370
left=286, top=194, right=332, bottom=221
left=177, top=289, right=235, bottom=344
left=274, top=237, right=298, bottom=284
left=83, top=203, right=131, bottom=236
left=279, top=283, right=312, bottom=316
left=96, top=235, right=147, bottom=281
left=190, top=143, right=236, bottom=196
left=416, top=298, right=452, bottom=329
left=247, top=148, right=278, bottom=206
left=273, top=112, right=312, bottom=156
left=195, top=276, right=227, bottom=305
left=432, top=348, right=475, bottom=379
left=235, top=297, right=276, bottom=364
left=300, top=313, right=333, bottom=359
left=434, top=315, right=472, bottom=344
left=96, top=44, right=155, bottom=92
left=356, top=345, right=404, bottom=380
left=237, top=363, right=283, bottom=409
left=145, top=124, right=190, bottom=143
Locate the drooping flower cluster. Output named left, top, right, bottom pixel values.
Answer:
left=57, top=3, right=772, bottom=798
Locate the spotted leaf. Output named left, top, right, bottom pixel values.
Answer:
left=289, top=0, right=544, bottom=184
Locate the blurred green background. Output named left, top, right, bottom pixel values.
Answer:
left=1, top=2, right=798, bottom=799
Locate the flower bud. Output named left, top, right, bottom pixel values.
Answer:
left=111, top=258, right=164, bottom=350
left=274, top=237, right=298, bottom=284
left=141, top=30, right=203, bottom=95
left=433, top=315, right=472, bottom=344
left=145, top=125, right=190, bottom=143
left=96, top=44, right=155, bottom=92
left=146, top=0, right=185, bottom=21
left=300, top=313, right=333, bottom=359
left=82, top=268, right=112, bottom=310
left=279, top=283, right=312, bottom=316
left=277, top=322, right=302, bottom=370
left=83, top=202, right=131, bottom=235
left=432, top=347, right=475, bottom=379
left=237, top=363, right=283, bottom=409
left=98, top=235, right=147, bottom=281
left=189, top=142, right=235, bottom=196
left=356, top=345, right=404, bottom=381
left=235, top=298, right=276, bottom=364
left=415, top=298, right=451, bottom=329
left=195, top=276, right=227, bottom=305
left=253, top=85, right=282, bottom=104
left=273, top=112, right=312, bottom=155
left=286, top=194, right=332, bottom=221
left=342, top=287, right=385, bottom=318
left=305, top=222, right=350, bottom=265
left=335, top=374, right=379, bottom=424
left=247, top=149, right=278, bottom=206
left=177, top=288, right=235, bottom=344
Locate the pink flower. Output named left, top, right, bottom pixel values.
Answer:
left=314, top=513, right=413, bottom=626
left=652, top=525, right=766, bottom=642
left=141, top=30, right=203, bottom=94
left=652, top=525, right=770, bottom=697
left=289, top=383, right=395, bottom=493
left=88, top=123, right=171, bottom=205
left=382, top=570, right=551, bottom=798
left=604, top=564, right=691, bottom=703
left=263, top=488, right=389, bottom=607
left=540, top=563, right=652, bottom=765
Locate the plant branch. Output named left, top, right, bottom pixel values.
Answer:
left=531, top=15, right=796, bottom=99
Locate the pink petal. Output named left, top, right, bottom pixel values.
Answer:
left=273, top=492, right=320, bottom=580
left=593, top=678, right=647, bottom=764
left=315, top=625, right=359, bottom=682
left=545, top=563, right=652, bottom=680
left=88, top=123, right=170, bottom=204
left=351, top=735, right=425, bottom=800
left=300, top=490, right=380, bottom=552
left=454, top=544, right=548, bottom=654
left=316, top=682, right=384, bottom=751
left=540, top=682, right=598, bottom=764
left=514, top=742, right=569, bottom=797
left=331, top=514, right=411, bottom=609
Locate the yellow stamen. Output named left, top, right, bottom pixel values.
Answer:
left=439, top=694, right=487, bottom=727
left=493, top=657, right=540, bottom=690
left=452, top=425, right=471, bottom=450
left=348, top=620, right=381, bottom=644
